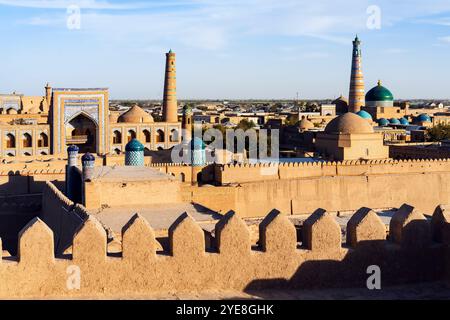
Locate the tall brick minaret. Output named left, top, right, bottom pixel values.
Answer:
left=348, top=35, right=365, bottom=113
left=163, top=50, right=178, bottom=123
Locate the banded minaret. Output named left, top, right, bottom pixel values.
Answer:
left=348, top=35, right=365, bottom=113
left=163, top=50, right=178, bottom=123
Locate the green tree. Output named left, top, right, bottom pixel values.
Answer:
left=426, top=124, right=450, bottom=142
left=236, top=119, right=256, bottom=131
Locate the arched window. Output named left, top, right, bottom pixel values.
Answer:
left=127, top=130, right=136, bottom=142
left=40, top=151, right=48, bottom=156
left=113, top=130, right=122, bottom=144
left=38, top=133, right=49, bottom=148
left=24, top=152, right=32, bottom=157
left=114, top=148, right=121, bottom=155
left=23, top=133, right=32, bottom=148
left=170, top=129, right=179, bottom=142
left=156, top=129, right=165, bottom=143
left=143, top=130, right=151, bottom=143
left=6, top=133, right=16, bottom=148
left=7, top=108, right=17, bottom=115
left=179, top=173, right=186, bottom=182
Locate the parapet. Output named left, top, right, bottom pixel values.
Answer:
left=218, top=158, right=450, bottom=184
left=0, top=203, right=448, bottom=298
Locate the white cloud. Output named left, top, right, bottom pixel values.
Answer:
left=9, top=0, right=450, bottom=51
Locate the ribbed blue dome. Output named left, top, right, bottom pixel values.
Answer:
left=67, top=145, right=79, bottom=153
left=190, top=137, right=206, bottom=150
left=81, top=153, right=95, bottom=162
left=390, top=118, right=401, bottom=125
left=125, top=138, right=145, bottom=152
left=356, top=110, right=373, bottom=120
left=377, top=118, right=389, bottom=126
left=416, top=114, right=431, bottom=123
left=399, top=117, right=409, bottom=125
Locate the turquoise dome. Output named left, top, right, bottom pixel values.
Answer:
left=377, top=118, right=389, bottom=126
left=399, top=117, right=409, bottom=125
left=390, top=118, right=401, bottom=125
left=125, top=138, right=145, bottom=152
left=366, top=80, right=394, bottom=102
left=356, top=110, right=373, bottom=121
left=416, top=114, right=431, bottom=123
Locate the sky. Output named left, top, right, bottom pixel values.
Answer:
left=0, top=0, right=449, bottom=100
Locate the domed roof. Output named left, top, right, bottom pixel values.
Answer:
left=118, top=105, right=154, bottom=123
left=81, top=153, right=95, bottom=162
left=390, top=118, right=401, bottom=125
left=333, top=95, right=348, bottom=104
left=299, top=117, right=314, bottom=131
left=125, top=139, right=145, bottom=152
left=356, top=110, right=373, bottom=121
left=67, top=145, right=79, bottom=153
left=377, top=118, right=390, bottom=126
left=366, top=80, right=394, bottom=102
left=416, top=113, right=431, bottom=123
left=399, top=117, right=409, bottom=125
left=324, top=112, right=374, bottom=134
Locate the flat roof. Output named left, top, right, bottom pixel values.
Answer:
left=90, top=166, right=175, bottom=183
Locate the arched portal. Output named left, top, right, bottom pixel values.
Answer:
left=66, top=113, right=97, bottom=153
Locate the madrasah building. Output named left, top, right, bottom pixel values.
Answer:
left=0, top=51, right=182, bottom=158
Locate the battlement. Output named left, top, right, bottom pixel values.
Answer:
left=218, top=158, right=450, bottom=184
left=0, top=203, right=449, bottom=298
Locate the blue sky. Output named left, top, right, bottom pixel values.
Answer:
left=0, top=0, right=449, bottom=100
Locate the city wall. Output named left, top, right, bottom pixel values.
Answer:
left=40, top=182, right=88, bottom=254
left=0, top=203, right=448, bottom=299
left=213, top=159, right=450, bottom=217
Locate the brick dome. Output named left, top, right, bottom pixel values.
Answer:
left=118, top=105, right=154, bottom=123
left=325, top=112, right=374, bottom=134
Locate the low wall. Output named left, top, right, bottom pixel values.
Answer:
left=40, top=182, right=89, bottom=254
left=0, top=203, right=448, bottom=299
left=212, top=159, right=450, bottom=217
left=218, top=158, right=450, bottom=184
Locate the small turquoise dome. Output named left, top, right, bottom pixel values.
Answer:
left=67, top=145, right=79, bottom=153
left=356, top=110, right=373, bottom=121
left=416, top=113, right=431, bottom=123
left=190, top=137, right=206, bottom=150
left=399, top=117, right=409, bottom=125
left=366, top=80, right=394, bottom=102
left=390, top=118, right=401, bottom=125
left=125, top=138, right=145, bottom=152
left=377, top=118, right=389, bottom=126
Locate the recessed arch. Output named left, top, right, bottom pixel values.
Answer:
left=66, top=113, right=97, bottom=153
left=22, top=133, right=32, bottom=148
left=6, top=133, right=16, bottom=149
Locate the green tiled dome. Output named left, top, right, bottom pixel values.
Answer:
left=125, top=138, right=145, bottom=152
left=366, top=80, right=394, bottom=102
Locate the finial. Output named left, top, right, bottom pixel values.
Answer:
left=378, top=80, right=382, bottom=86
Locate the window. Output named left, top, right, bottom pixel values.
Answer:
left=143, top=130, right=151, bottom=143
left=127, top=130, right=136, bottom=142
left=38, top=133, right=49, bottom=148
left=170, top=129, right=179, bottom=142
left=156, top=129, right=165, bottom=143
left=23, top=133, right=32, bottom=148
left=6, top=133, right=16, bottom=149
left=113, top=130, right=122, bottom=144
